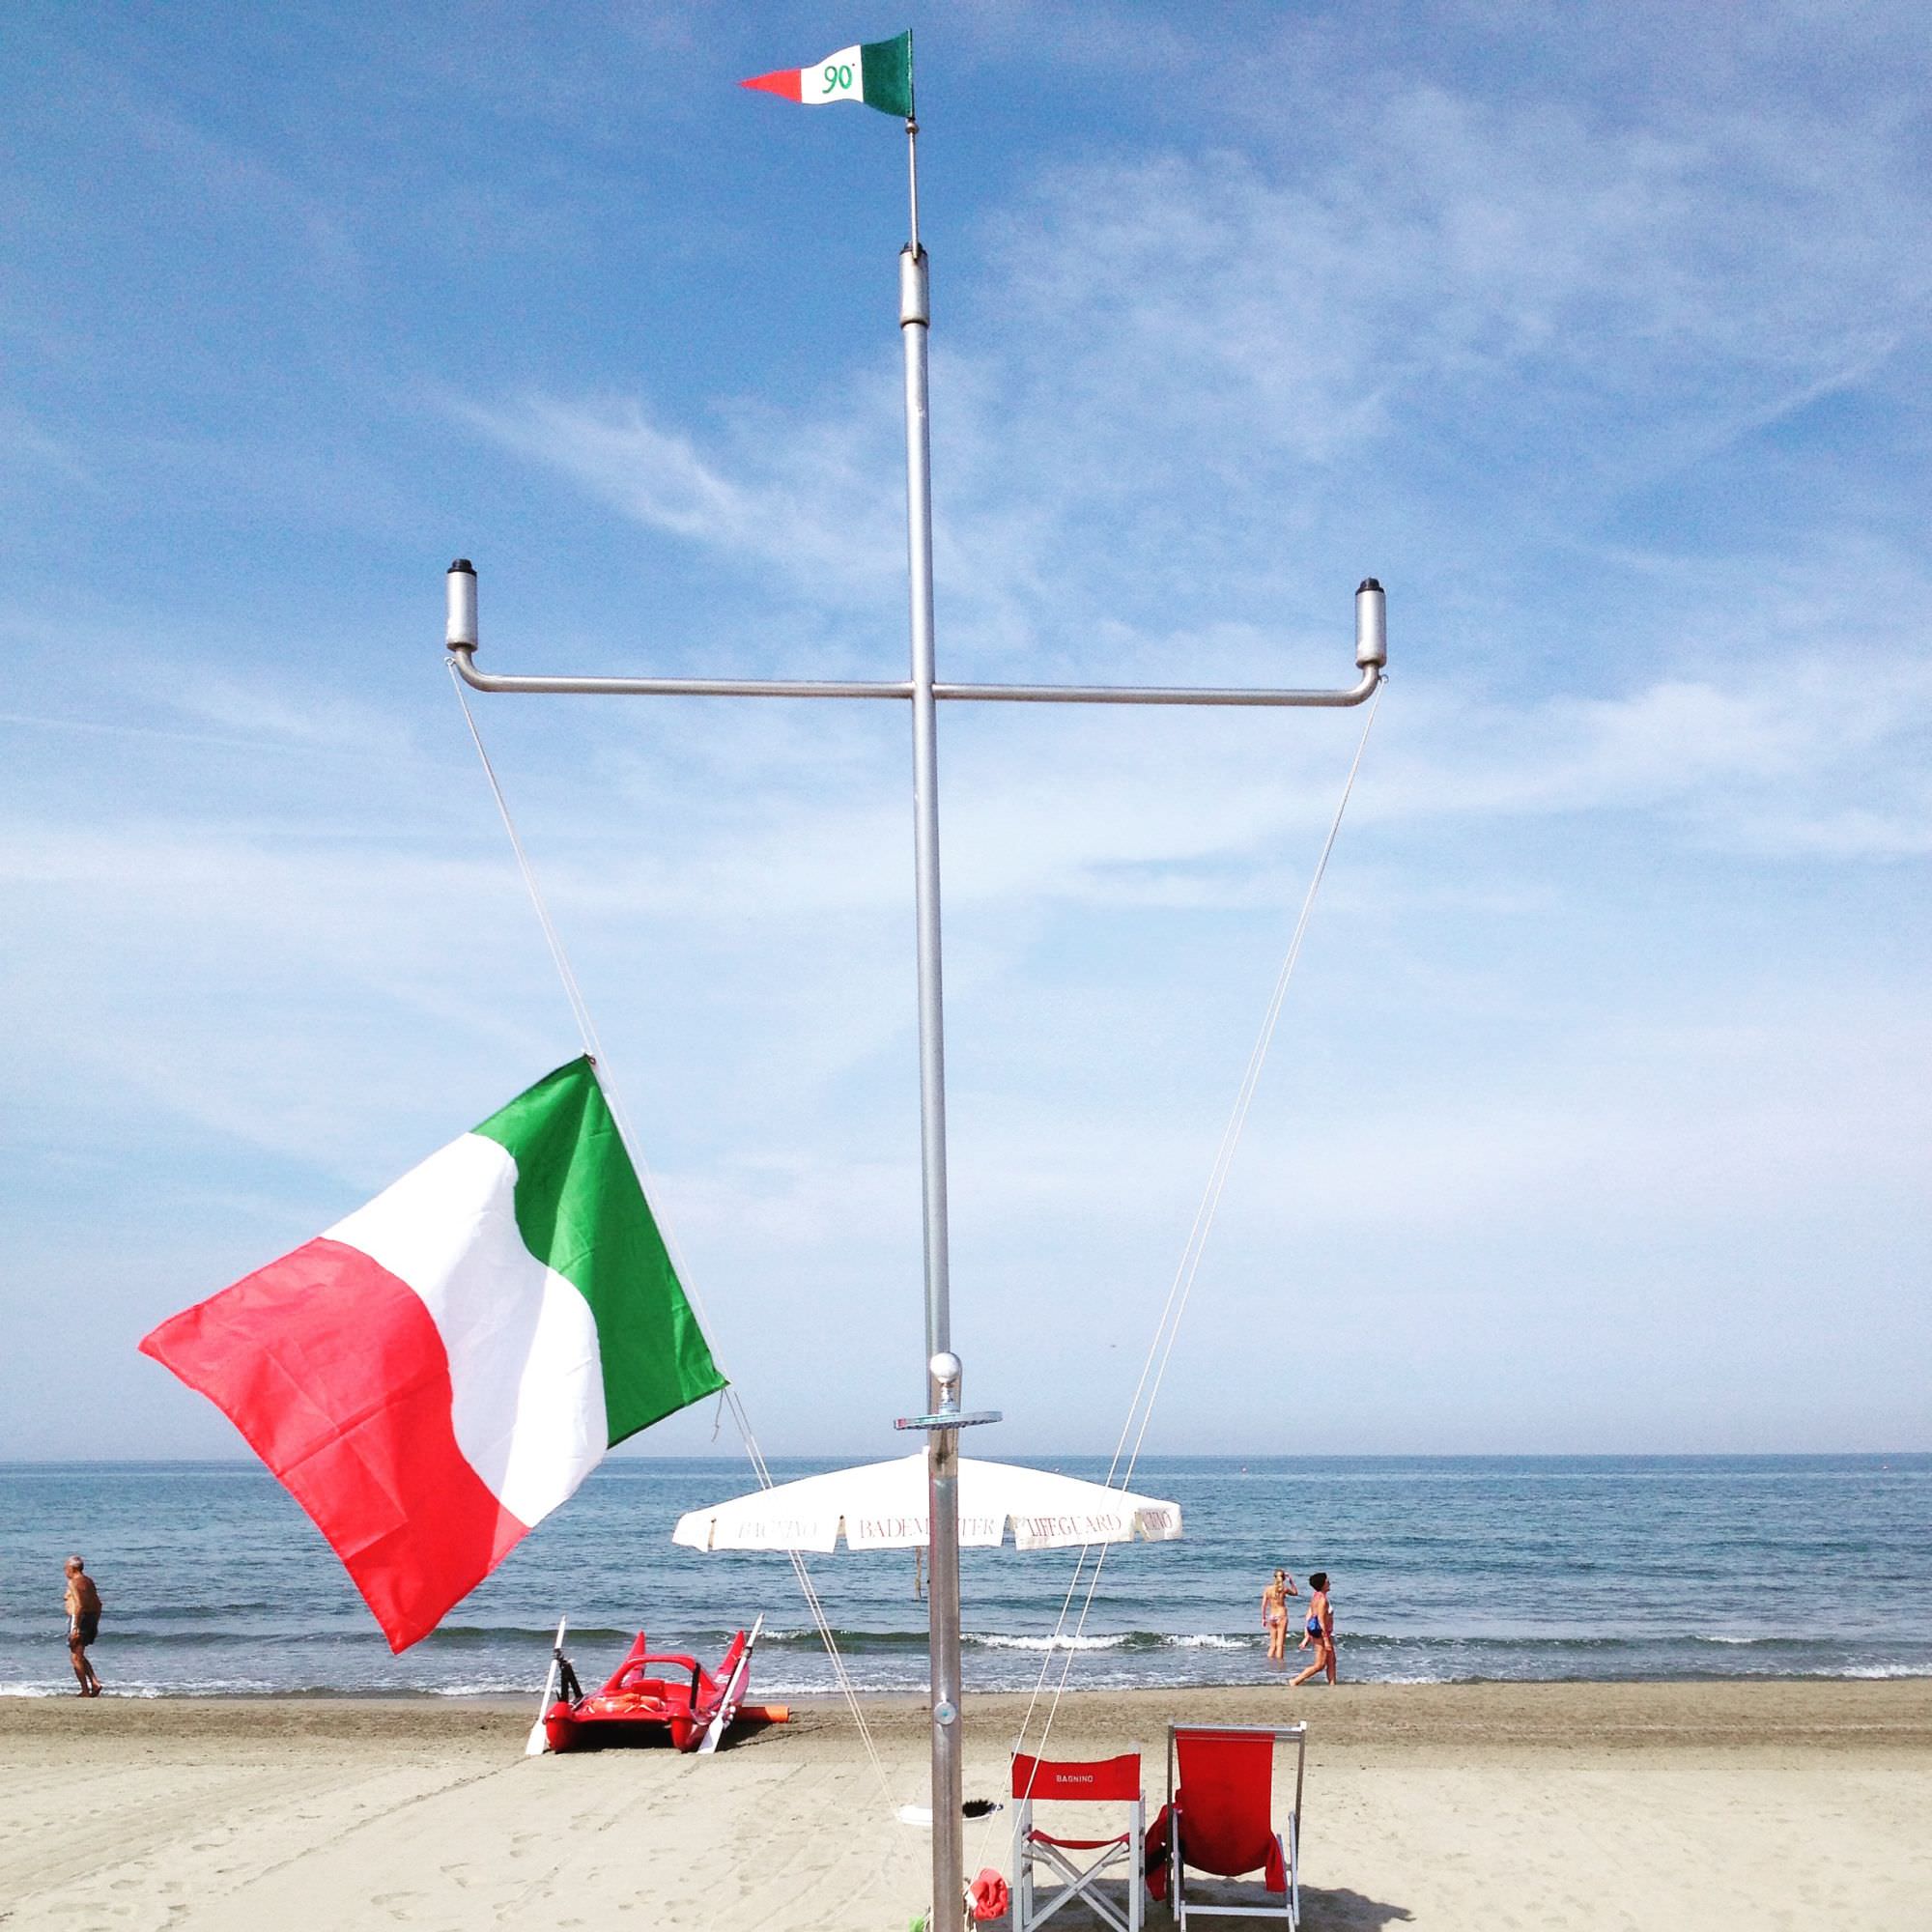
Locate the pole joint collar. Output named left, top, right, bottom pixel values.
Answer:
left=899, top=246, right=929, bottom=327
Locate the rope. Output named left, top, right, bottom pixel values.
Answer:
left=1115, top=675, right=1383, bottom=1492
left=449, top=668, right=602, bottom=1062
left=979, top=678, right=1384, bottom=1873
left=447, top=668, right=902, bottom=1824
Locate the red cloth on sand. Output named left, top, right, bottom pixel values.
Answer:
left=969, top=1868, right=1010, bottom=1920
left=1143, top=1794, right=1287, bottom=1901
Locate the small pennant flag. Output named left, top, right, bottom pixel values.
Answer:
left=741, top=30, right=914, bottom=118
left=140, top=1058, right=726, bottom=1651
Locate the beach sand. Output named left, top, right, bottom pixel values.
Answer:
left=3, top=1681, right=1928, bottom=1929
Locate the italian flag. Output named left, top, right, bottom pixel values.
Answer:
left=741, top=30, right=913, bottom=118
left=140, top=1059, right=725, bottom=1651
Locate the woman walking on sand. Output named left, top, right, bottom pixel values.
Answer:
left=1290, top=1571, right=1336, bottom=1687
left=1260, top=1569, right=1297, bottom=1662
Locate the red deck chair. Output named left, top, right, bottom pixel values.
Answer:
left=1009, top=1747, right=1145, bottom=1932
left=1144, top=1723, right=1305, bottom=1928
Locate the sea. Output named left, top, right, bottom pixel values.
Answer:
left=3, top=1456, right=1928, bottom=1700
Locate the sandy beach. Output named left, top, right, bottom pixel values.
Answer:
left=3, top=1680, right=1928, bottom=1930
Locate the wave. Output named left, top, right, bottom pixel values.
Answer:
left=598, top=1627, right=1932, bottom=1661
left=1, top=1682, right=166, bottom=1698
left=979, top=1634, right=1134, bottom=1653
left=758, top=1628, right=930, bottom=1650
left=763, top=1627, right=1260, bottom=1655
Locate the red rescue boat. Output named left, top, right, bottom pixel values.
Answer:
left=543, top=1616, right=789, bottom=1754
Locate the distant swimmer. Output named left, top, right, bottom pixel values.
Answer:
left=64, top=1556, right=101, bottom=1697
left=1290, top=1570, right=1335, bottom=1688
left=1260, top=1568, right=1297, bottom=1662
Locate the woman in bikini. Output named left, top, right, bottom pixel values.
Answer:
left=1260, top=1569, right=1296, bottom=1662
left=1290, top=1571, right=1336, bottom=1687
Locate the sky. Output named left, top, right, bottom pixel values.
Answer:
left=3, top=2, right=1927, bottom=1462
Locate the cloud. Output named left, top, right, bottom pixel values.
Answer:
left=449, top=389, right=909, bottom=606
left=0, top=409, right=96, bottom=491
left=1361, top=657, right=1932, bottom=857
left=167, top=671, right=421, bottom=761
left=122, top=96, right=362, bottom=298
left=970, top=91, right=1927, bottom=582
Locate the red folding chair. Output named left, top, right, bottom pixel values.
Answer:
left=1010, top=1746, right=1145, bottom=1932
left=1145, top=1723, right=1304, bottom=1927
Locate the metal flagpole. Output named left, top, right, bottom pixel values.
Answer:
left=890, top=113, right=992, bottom=1929
left=895, top=112, right=966, bottom=1922
left=440, top=120, right=1386, bottom=1927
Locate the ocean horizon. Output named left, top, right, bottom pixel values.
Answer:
left=6, top=1454, right=1928, bottom=1699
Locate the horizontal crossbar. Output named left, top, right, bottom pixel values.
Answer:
left=448, top=650, right=1380, bottom=709
left=449, top=659, right=912, bottom=699
left=935, top=673, right=1379, bottom=708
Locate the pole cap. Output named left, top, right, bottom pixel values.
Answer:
left=1354, top=578, right=1386, bottom=668
left=445, top=559, right=479, bottom=650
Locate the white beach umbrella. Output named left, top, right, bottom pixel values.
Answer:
left=672, top=1453, right=1182, bottom=1554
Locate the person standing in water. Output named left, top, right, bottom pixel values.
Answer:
left=64, top=1556, right=102, bottom=1697
left=1260, top=1569, right=1297, bottom=1662
left=1290, top=1571, right=1336, bottom=1687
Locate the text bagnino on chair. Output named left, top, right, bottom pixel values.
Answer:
left=1010, top=1746, right=1147, bottom=1932
left=1144, top=1722, right=1305, bottom=1928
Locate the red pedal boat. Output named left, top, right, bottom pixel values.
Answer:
left=542, top=1615, right=789, bottom=1754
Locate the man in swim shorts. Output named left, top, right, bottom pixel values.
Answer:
left=64, top=1555, right=101, bottom=1697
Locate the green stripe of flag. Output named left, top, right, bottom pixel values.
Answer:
left=861, top=32, right=913, bottom=118
left=473, top=1058, right=726, bottom=1444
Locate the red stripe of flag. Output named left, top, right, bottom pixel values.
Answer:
left=140, top=1236, right=527, bottom=1652
left=740, top=67, right=804, bottom=102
